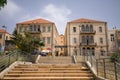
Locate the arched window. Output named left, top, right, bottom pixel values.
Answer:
left=90, top=25, right=93, bottom=32
left=99, top=27, right=102, bottom=32
left=81, top=25, right=85, bottom=32
left=90, top=36, right=94, bottom=43
left=86, top=25, right=89, bottom=32
left=82, top=36, right=85, bottom=43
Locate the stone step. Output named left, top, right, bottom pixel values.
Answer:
left=4, top=73, right=93, bottom=77
left=16, top=65, right=84, bottom=68
left=12, top=68, right=89, bottom=71
left=39, top=56, right=73, bottom=64
left=8, top=70, right=91, bottom=74
left=4, top=76, right=93, bottom=80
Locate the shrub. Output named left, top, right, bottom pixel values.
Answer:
left=110, top=53, right=120, bottom=62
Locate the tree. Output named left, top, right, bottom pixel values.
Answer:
left=11, top=29, right=44, bottom=54
left=0, top=0, right=7, bottom=9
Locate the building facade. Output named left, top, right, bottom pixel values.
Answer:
left=65, top=18, right=108, bottom=58
left=16, top=18, right=59, bottom=55
left=55, top=34, right=67, bottom=56
left=0, top=29, right=12, bottom=51
left=108, top=29, right=120, bottom=54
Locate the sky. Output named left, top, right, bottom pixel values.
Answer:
left=0, top=0, right=120, bottom=34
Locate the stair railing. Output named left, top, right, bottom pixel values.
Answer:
left=72, top=55, right=77, bottom=64
left=0, top=50, right=39, bottom=72
left=84, top=52, right=120, bottom=80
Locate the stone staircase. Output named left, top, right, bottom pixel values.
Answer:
left=2, top=56, right=94, bottom=80
left=3, top=64, right=93, bottom=80
left=38, top=56, right=74, bottom=64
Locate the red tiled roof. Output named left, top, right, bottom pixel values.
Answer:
left=17, top=18, right=54, bottom=24
left=69, top=18, right=106, bottom=23
left=0, top=29, right=11, bottom=35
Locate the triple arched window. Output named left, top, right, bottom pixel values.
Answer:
left=81, top=24, right=93, bottom=32
left=82, top=36, right=94, bottom=44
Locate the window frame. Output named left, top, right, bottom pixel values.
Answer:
left=99, top=27, right=102, bottom=32
left=100, top=37, right=103, bottom=44
left=73, top=27, right=76, bottom=32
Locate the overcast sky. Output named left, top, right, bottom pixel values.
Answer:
left=0, top=0, right=120, bottom=34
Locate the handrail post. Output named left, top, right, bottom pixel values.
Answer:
left=96, top=59, right=98, bottom=76
left=8, top=53, right=11, bottom=67
left=90, top=55, right=92, bottom=67
left=114, top=62, right=118, bottom=80
left=103, top=59, right=106, bottom=79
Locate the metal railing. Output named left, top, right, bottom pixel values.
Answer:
left=0, top=50, right=38, bottom=72
left=84, top=52, right=120, bottom=80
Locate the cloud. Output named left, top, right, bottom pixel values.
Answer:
left=0, top=0, right=22, bottom=18
left=42, top=4, right=71, bottom=34
left=19, top=4, right=72, bottom=34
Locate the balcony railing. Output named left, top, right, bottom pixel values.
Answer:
left=80, top=30, right=96, bottom=34
left=80, top=43, right=97, bottom=46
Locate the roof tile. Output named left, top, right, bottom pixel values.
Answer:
left=69, top=18, right=106, bottom=23
left=17, top=18, right=54, bottom=24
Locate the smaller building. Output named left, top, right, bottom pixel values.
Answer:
left=108, top=28, right=120, bottom=54
left=0, top=29, right=13, bottom=51
left=55, top=34, right=67, bottom=56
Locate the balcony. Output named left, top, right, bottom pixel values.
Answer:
left=80, top=43, right=97, bottom=46
left=80, top=31, right=96, bottom=34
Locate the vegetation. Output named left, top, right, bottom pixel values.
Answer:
left=11, top=29, right=44, bottom=54
left=0, top=0, right=7, bottom=9
left=110, top=53, right=120, bottom=62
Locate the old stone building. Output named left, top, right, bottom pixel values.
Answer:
left=16, top=18, right=59, bottom=55
left=65, top=18, right=108, bottom=58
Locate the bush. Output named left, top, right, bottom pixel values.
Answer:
left=110, top=53, right=120, bottom=62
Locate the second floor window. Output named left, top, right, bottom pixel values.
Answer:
left=81, top=25, right=85, bottom=32
left=90, top=36, right=94, bottom=43
left=43, top=26, right=46, bottom=32
left=110, top=34, right=114, bottom=41
left=34, top=25, right=37, bottom=31
left=19, top=27, right=22, bottom=32
left=100, top=37, right=103, bottom=44
left=99, top=27, right=102, bottom=32
left=48, top=26, right=51, bottom=32
left=82, top=36, right=86, bottom=43
left=90, top=25, right=93, bottom=32
left=29, top=25, right=32, bottom=31
left=38, top=25, right=40, bottom=32
left=73, top=27, right=76, bottom=32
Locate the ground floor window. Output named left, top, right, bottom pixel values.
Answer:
left=82, top=47, right=95, bottom=56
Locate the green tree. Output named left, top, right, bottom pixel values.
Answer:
left=0, top=0, right=7, bottom=9
left=110, top=53, right=120, bottom=62
left=11, top=29, right=44, bottom=54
